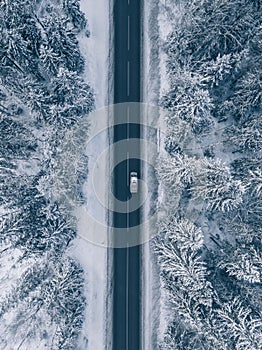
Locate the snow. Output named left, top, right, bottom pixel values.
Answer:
left=78, top=0, right=110, bottom=109
left=141, top=0, right=171, bottom=348
left=0, top=247, right=33, bottom=301
left=68, top=1, right=111, bottom=349
left=66, top=238, right=110, bottom=350
left=158, top=1, right=172, bottom=98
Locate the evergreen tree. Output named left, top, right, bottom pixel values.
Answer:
left=215, top=297, right=262, bottom=350
left=0, top=2, right=93, bottom=347
left=162, top=68, right=213, bottom=134
left=157, top=1, right=262, bottom=348
left=62, top=0, right=87, bottom=31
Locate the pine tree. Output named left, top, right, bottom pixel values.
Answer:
left=0, top=1, right=91, bottom=348
left=0, top=116, right=37, bottom=159
left=48, top=67, right=94, bottom=126
left=248, top=169, right=262, bottom=196
left=219, top=248, right=261, bottom=284
left=155, top=217, right=212, bottom=305
left=157, top=153, right=196, bottom=190
left=215, top=298, right=262, bottom=350
left=223, top=117, right=262, bottom=153
left=200, top=51, right=246, bottom=88
left=43, top=14, right=84, bottom=73
left=162, top=68, right=213, bottom=134
left=41, top=257, right=86, bottom=350
left=234, top=71, right=262, bottom=117
left=40, top=43, right=60, bottom=75
left=191, top=158, right=246, bottom=212
left=158, top=0, right=262, bottom=348
left=62, top=0, right=87, bottom=31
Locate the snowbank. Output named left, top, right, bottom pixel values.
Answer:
left=141, top=0, right=190, bottom=347
left=68, top=1, right=111, bottom=349
left=141, top=0, right=171, bottom=348
left=79, top=0, right=110, bottom=108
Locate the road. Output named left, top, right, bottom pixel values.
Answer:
left=112, top=0, right=141, bottom=350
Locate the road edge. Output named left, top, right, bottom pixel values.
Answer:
left=105, top=0, right=114, bottom=349
left=140, top=0, right=162, bottom=349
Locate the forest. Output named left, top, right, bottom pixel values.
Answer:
left=0, top=0, right=93, bottom=348
left=156, top=0, right=262, bottom=349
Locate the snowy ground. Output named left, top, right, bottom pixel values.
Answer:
left=141, top=0, right=172, bottom=348
left=67, top=1, right=111, bottom=349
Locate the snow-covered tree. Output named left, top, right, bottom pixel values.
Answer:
left=215, top=297, right=262, bottom=350
left=2, top=28, right=29, bottom=63
left=40, top=43, right=60, bottom=75
left=0, top=116, right=37, bottom=159
left=248, top=169, right=262, bottom=196
left=159, top=321, right=208, bottom=350
left=231, top=157, right=261, bottom=181
left=62, top=0, right=87, bottom=31
left=0, top=184, right=76, bottom=254
left=0, top=1, right=42, bottom=72
left=157, top=153, right=245, bottom=212
left=234, top=71, right=262, bottom=117
left=162, top=68, right=213, bottom=134
left=157, top=1, right=262, bottom=348
left=47, top=67, right=94, bottom=126
left=155, top=217, right=212, bottom=307
left=9, top=74, right=50, bottom=120
left=191, top=158, right=246, bottom=212
left=200, top=51, right=246, bottom=88
left=157, top=153, right=196, bottom=190
left=0, top=256, right=86, bottom=350
left=43, top=14, right=84, bottom=73
left=223, top=117, right=262, bottom=153
left=0, top=1, right=92, bottom=348
left=41, top=257, right=86, bottom=349
left=0, top=260, right=50, bottom=318
left=219, top=248, right=261, bottom=284
left=166, top=0, right=257, bottom=65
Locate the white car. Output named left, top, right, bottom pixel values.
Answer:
left=130, top=171, right=138, bottom=193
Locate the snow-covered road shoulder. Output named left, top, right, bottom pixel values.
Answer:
left=67, top=1, right=110, bottom=349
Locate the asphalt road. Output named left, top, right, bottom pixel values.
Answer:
left=113, top=0, right=141, bottom=349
